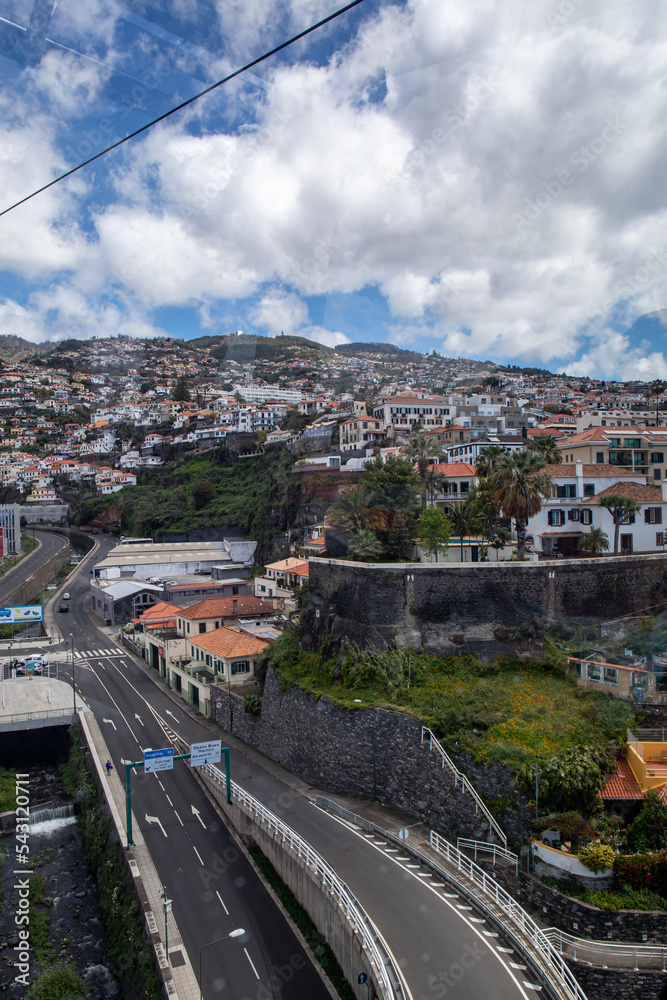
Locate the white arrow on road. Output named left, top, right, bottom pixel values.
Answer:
left=134, top=713, right=144, bottom=726
left=166, top=710, right=179, bottom=721
left=102, top=718, right=117, bottom=731
left=191, top=805, right=206, bottom=829
left=145, top=814, right=168, bottom=838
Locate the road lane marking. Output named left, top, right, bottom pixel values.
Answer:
left=166, top=795, right=174, bottom=807
left=174, top=811, right=184, bottom=826
left=216, top=890, right=229, bottom=915
left=82, top=669, right=139, bottom=743
left=244, top=948, right=260, bottom=979
left=193, top=845, right=204, bottom=865
left=134, top=713, right=144, bottom=726
left=191, top=805, right=206, bottom=828
left=145, top=814, right=168, bottom=838
left=157, top=779, right=165, bottom=790
left=102, top=718, right=117, bottom=730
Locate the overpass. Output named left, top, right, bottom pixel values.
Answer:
left=0, top=676, right=77, bottom=732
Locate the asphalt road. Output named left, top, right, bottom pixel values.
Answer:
left=46, top=535, right=541, bottom=1000
left=0, top=529, right=68, bottom=606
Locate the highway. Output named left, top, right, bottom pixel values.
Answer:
left=41, top=534, right=543, bottom=1000
left=0, top=529, right=68, bottom=606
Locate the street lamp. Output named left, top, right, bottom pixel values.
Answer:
left=70, top=634, right=76, bottom=714
left=199, top=928, right=245, bottom=1000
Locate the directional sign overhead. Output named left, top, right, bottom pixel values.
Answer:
left=143, top=747, right=174, bottom=773
left=190, top=740, right=222, bottom=767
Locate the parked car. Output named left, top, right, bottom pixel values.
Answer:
left=62, top=592, right=71, bottom=600
left=59, top=604, right=69, bottom=613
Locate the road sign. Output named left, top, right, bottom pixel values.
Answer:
left=190, top=739, right=222, bottom=767
left=215, top=698, right=223, bottom=709
left=398, top=828, right=409, bottom=841
left=358, top=974, right=368, bottom=985
left=144, top=748, right=174, bottom=773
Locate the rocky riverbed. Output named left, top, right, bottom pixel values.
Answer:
left=0, top=764, right=119, bottom=999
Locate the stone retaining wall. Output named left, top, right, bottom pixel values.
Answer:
left=212, top=666, right=531, bottom=845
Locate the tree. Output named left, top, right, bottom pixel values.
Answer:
left=326, top=485, right=376, bottom=535
left=424, top=467, right=447, bottom=506
left=475, top=445, right=507, bottom=481
left=360, top=455, right=422, bottom=558
left=626, top=616, right=667, bottom=671
left=598, top=494, right=641, bottom=555
left=650, top=379, right=667, bottom=427
left=417, top=508, right=451, bottom=562
left=529, top=435, right=562, bottom=465
left=192, top=480, right=217, bottom=509
left=578, top=526, right=609, bottom=556
left=537, top=745, right=612, bottom=815
left=489, top=450, right=552, bottom=559
left=406, top=433, right=444, bottom=502
left=446, top=494, right=480, bottom=557
left=347, top=529, right=383, bottom=562
left=173, top=376, right=191, bottom=402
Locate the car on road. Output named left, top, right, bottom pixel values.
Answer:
left=62, top=592, right=71, bottom=600
left=59, top=604, right=69, bottom=613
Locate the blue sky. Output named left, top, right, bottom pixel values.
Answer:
left=0, top=0, right=666, bottom=379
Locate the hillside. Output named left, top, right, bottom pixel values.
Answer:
left=186, top=333, right=336, bottom=363
left=0, top=335, right=55, bottom=362
left=335, top=342, right=425, bottom=361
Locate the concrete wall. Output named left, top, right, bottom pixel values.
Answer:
left=303, top=554, right=667, bottom=655
left=211, top=667, right=531, bottom=845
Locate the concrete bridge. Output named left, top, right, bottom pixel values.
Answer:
left=0, top=677, right=77, bottom=732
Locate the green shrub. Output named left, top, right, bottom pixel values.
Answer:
left=26, top=962, right=87, bottom=1000
left=614, top=850, right=667, bottom=896
left=244, top=694, right=262, bottom=715
left=578, top=843, right=615, bottom=874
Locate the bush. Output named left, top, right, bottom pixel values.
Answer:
left=578, top=843, right=615, bottom=873
left=244, top=694, right=262, bottom=715
left=532, top=813, right=594, bottom=851
left=26, top=962, right=87, bottom=1000
left=614, top=850, right=667, bottom=896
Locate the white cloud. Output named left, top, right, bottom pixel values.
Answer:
left=249, top=289, right=308, bottom=335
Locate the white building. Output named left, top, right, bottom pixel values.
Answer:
left=234, top=385, right=302, bottom=404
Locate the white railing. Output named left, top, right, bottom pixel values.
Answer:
left=199, top=761, right=403, bottom=1000
left=544, top=928, right=667, bottom=971
left=456, top=838, right=518, bottom=875
left=421, top=727, right=507, bottom=848
left=429, top=830, right=587, bottom=1000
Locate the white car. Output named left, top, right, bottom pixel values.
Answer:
left=62, top=592, right=71, bottom=600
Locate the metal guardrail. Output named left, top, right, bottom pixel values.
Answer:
left=456, top=838, right=518, bottom=875
left=429, top=830, right=587, bottom=1000
left=420, top=726, right=507, bottom=848
left=196, top=758, right=403, bottom=1000
left=543, top=928, right=667, bottom=971
left=629, top=728, right=667, bottom=742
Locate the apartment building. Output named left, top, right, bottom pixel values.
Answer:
left=339, top=416, right=385, bottom=452
left=371, top=395, right=454, bottom=434
left=559, top=427, right=667, bottom=482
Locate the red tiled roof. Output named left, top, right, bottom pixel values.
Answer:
left=431, top=462, right=477, bottom=476
left=600, top=758, right=644, bottom=800
left=189, top=626, right=270, bottom=659
left=583, top=481, right=664, bottom=504
left=179, top=596, right=276, bottom=620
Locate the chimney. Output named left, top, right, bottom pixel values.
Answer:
left=575, top=459, right=584, bottom=498
left=232, top=598, right=237, bottom=614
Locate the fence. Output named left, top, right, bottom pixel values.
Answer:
left=188, top=749, right=404, bottom=1000
left=456, top=837, right=518, bottom=875
left=544, top=928, right=667, bottom=972
left=429, top=830, right=587, bottom=1000
left=420, top=726, right=507, bottom=848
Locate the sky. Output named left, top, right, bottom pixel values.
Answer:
left=0, top=0, right=666, bottom=379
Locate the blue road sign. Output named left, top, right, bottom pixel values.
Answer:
left=358, top=974, right=368, bottom=985
left=144, top=747, right=175, bottom=773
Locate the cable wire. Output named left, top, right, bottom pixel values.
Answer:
left=0, top=0, right=366, bottom=218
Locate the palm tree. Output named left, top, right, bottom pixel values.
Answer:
left=598, top=495, right=641, bottom=555
left=489, top=451, right=552, bottom=559
left=447, top=494, right=480, bottom=558
left=347, top=528, right=383, bottom=562
left=475, top=445, right=506, bottom=481
left=406, top=433, right=444, bottom=502
left=325, top=485, right=376, bottom=535
left=649, top=380, right=667, bottom=427
left=579, top=527, right=609, bottom=556
left=529, top=435, right=562, bottom=465
left=424, top=467, right=447, bottom=506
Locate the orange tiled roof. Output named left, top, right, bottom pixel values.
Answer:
left=431, top=462, right=477, bottom=476
left=600, top=758, right=644, bottom=800
left=137, top=601, right=182, bottom=621
left=583, top=481, right=663, bottom=505
left=189, top=626, right=270, bottom=659
left=179, top=596, right=275, bottom=620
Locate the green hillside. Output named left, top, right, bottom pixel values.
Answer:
left=186, top=333, right=336, bottom=363
left=72, top=450, right=302, bottom=559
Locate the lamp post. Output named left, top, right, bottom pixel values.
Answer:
left=199, top=928, right=244, bottom=1000
left=70, top=633, right=76, bottom=714
left=161, top=886, right=172, bottom=959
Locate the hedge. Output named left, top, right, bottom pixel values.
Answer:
left=614, top=850, right=667, bottom=895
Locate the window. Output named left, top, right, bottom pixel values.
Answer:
left=603, top=666, right=618, bottom=685
left=547, top=510, right=565, bottom=526
left=657, top=532, right=664, bottom=546
left=580, top=509, right=593, bottom=525
left=568, top=509, right=580, bottom=521
left=596, top=452, right=604, bottom=463
left=587, top=663, right=602, bottom=681
left=655, top=470, right=662, bottom=480
left=645, top=507, right=662, bottom=524
left=583, top=484, right=595, bottom=497
left=187, top=623, right=191, bottom=634
left=651, top=452, right=664, bottom=463
left=231, top=660, right=250, bottom=675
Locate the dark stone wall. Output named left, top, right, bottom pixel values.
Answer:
left=212, top=667, right=531, bottom=845
left=567, top=964, right=667, bottom=1000
left=302, top=554, right=667, bottom=653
